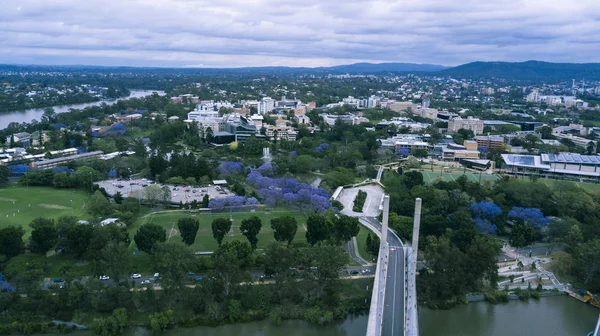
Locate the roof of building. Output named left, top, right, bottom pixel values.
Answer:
left=541, top=153, right=600, bottom=164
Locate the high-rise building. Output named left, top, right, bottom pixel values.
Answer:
left=448, top=117, right=484, bottom=135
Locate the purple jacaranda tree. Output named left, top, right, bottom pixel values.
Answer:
left=315, top=143, right=330, bottom=152
left=470, top=202, right=502, bottom=234
left=257, top=163, right=274, bottom=176
left=398, top=148, right=410, bottom=157
left=508, top=207, right=550, bottom=229
left=209, top=198, right=227, bottom=211
left=218, top=161, right=243, bottom=178
left=245, top=197, right=259, bottom=209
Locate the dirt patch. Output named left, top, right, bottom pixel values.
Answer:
left=39, top=203, right=70, bottom=210
left=168, top=229, right=178, bottom=238
left=0, top=197, right=17, bottom=202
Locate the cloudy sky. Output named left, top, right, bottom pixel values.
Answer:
left=1, top=0, right=599, bottom=68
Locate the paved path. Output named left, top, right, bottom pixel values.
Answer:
left=348, top=237, right=371, bottom=266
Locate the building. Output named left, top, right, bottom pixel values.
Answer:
left=448, top=117, right=484, bottom=135
left=474, top=135, right=505, bottom=150
left=440, top=140, right=480, bottom=160
left=186, top=110, right=224, bottom=136
left=295, top=114, right=310, bottom=125
left=437, top=112, right=459, bottom=121
left=223, top=114, right=257, bottom=142
left=31, top=151, right=104, bottom=170
left=501, top=153, right=600, bottom=182
left=321, top=114, right=369, bottom=127
left=258, top=97, right=275, bottom=115
left=388, top=101, right=416, bottom=113
left=6, top=132, right=31, bottom=145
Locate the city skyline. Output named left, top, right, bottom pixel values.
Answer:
left=1, top=0, right=600, bottom=68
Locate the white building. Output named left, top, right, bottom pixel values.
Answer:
left=258, top=97, right=275, bottom=115
left=448, top=117, right=484, bottom=135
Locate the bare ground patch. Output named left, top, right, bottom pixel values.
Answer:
left=0, top=197, right=17, bottom=202
left=39, top=203, right=70, bottom=210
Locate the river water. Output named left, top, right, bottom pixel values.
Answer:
left=0, top=89, right=165, bottom=130
left=68, top=296, right=598, bottom=336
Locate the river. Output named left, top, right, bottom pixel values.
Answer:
left=66, top=296, right=597, bottom=336
left=0, top=89, right=165, bottom=130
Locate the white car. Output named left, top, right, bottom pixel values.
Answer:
left=132, top=273, right=142, bottom=279
left=154, top=273, right=160, bottom=278
left=141, top=279, right=152, bottom=284
left=99, top=275, right=110, bottom=280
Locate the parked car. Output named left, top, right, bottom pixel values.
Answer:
left=132, top=273, right=142, bottom=279
left=99, top=275, right=110, bottom=280
left=349, top=270, right=359, bottom=275
left=141, top=279, right=152, bottom=284
left=53, top=278, right=64, bottom=283
left=154, top=273, right=160, bottom=278
left=195, top=277, right=203, bottom=282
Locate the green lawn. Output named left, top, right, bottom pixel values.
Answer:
left=538, top=178, right=600, bottom=193
left=0, top=186, right=89, bottom=235
left=356, top=225, right=377, bottom=263
left=130, top=209, right=308, bottom=252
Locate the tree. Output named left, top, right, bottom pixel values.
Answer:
left=0, top=166, right=9, bottom=185
left=177, top=218, right=200, bottom=246
left=113, top=192, right=124, bottom=204
left=29, top=217, right=57, bottom=254
left=99, top=242, right=130, bottom=284
left=305, top=243, right=347, bottom=299
left=134, top=224, right=167, bottom=254
left=402, top=171, right=424, bottom=189
left=212, top=241, right=252, bottom=297
left=201, top=194, right=210, bottom=208
left=306, top=214, right=331, bottom=246
left=332, top=215, right=360, bottom=243
left=240, top=216, right=262, bottom=249
left=264, top=242, right=297, bottom=277
left=270, top=216, right=298, bottom=245
left=368, top=232, right=381, bottom=257
left=0, top=226, right=25, bottom=259
left=143, top=184, right=170, bottom=208
left=66, top=224, right=95, bottom=258
left=211, top=218, right=232, bottom=245
left=89, top=191, right=113, bottom=218
left=152, top=243, right=193, bottom=291
left=509, top=222, right=535, bottom=248
left=92, top=308, right=128, bottom=336
left=573, top=239, right=600, bottom=290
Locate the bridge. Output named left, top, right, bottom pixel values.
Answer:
left=332, top=180, right=420, bottom=336
left=362, top=196, right=421, bottom=336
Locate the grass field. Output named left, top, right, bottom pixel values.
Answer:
left=538, top=178, right=600, bottom=193
left=0, top=186, right=89, bottom=235
left=131, top=209, right=308, bottom=252
left=356, top=225, right=377, bottom=263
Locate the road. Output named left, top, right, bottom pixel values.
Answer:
left=382, top=230, right=405, bottom=336
left=348, top=237, right=371, bottom=266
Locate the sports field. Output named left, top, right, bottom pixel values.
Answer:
left=132, top=209, right=308, bottom=252
left=538, top=178, right=600, bottom=193
left=0, top=186, right=89, bottom=235
left=420, top=170, right=500, bottom=185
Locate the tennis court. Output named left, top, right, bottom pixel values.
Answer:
left=421, top=170, right=500, bottom=185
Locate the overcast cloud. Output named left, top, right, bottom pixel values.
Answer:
left=0, top=0, right=599, bottom=67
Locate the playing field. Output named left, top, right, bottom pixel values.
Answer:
left=132, top=209, right=308, bottom=252
left=420, top=170, right=500, bottom=185
left=537, top=178, right=600, bottom=193
left=0, top=186, right=89, bottom=235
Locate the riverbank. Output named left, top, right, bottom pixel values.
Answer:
left=0, top=89, right=165, bottom=130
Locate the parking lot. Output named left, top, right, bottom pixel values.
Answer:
left=97, top=178, right=233, bottom=204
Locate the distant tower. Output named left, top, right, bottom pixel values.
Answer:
left=422, top=94, right=431, bottom=109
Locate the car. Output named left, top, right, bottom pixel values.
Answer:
left=132, top=273, right=142, bottom=279
left=195, top=277, right=203, bottom=282
left=361, top=269, right=372, bottom=275
left=349, top=270, right=359, bottom=275
left=99, top=275, right=110, bottom=280
left=187, top=271, right=195, bottom=276
left=129, top=182, right=136, bottom=185
left=154, top=273, right=160, bottom=278
left=141, top=279, right=152, bottom=284
left=53, top=278, right=64, bottom=283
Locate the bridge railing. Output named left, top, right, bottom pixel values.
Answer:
left=366, top=240, right=389, bottom=336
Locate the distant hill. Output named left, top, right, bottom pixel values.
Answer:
left=0, top=62, right=448, bottom=75
left=327, top=62, right=447, bottom=73
left=438, top=61, right=600, bottom=81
